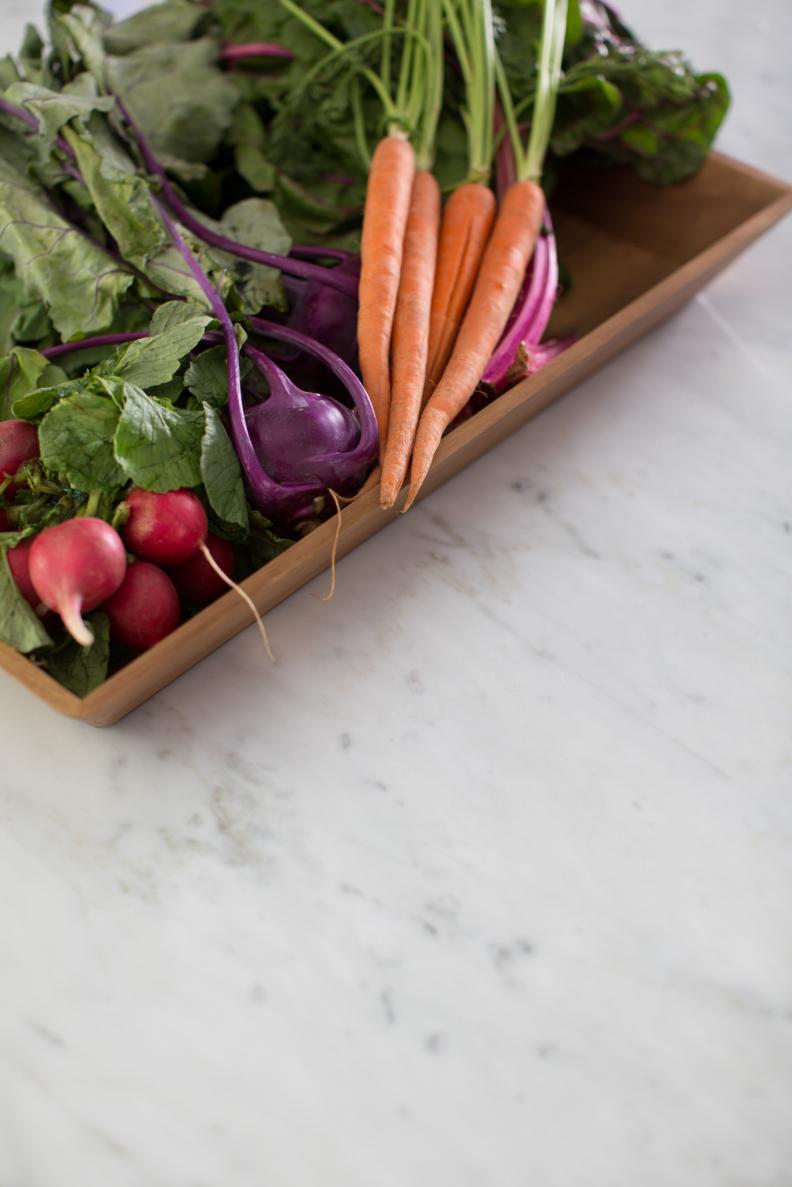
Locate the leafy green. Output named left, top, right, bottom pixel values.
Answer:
left=0, top=347, right=65, bottom=420
left=104, top=0, right=205, bottom=54
left=0, top=547, right=52, bottom=653
left=230, top=103, right=276, bottom=194
left=185, top=344, right=253, bottom=407
left=64, top=118, right=167, bottom=265
left=0, top=156, right=134, bottom=340
left=113, top=383, right=204, bottom=490
left=238, top=510, right=292, bottom=576
left=12, top=378, right=80, bottom=420
left=44, top=610, right=109, bottom=694
left=106, top=38, right=239, bottom=166
left=214, top=198, right=291, bottom=313
left=38, top=387, right=125, bottom=490
left=105, top=301, right=211, bottom=388
left=200, top=405, right=248, bottom=529
left=494, top=0, right=730, bottom=185
left=2, top=78, right=114, bottom=156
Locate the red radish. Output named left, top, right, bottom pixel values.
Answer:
left=29, top=517, right=127, bottom=646
left=103, top=561, right=181, bottom=651
left=122, top=488, right=207, bottom=566
left=169, top=533, right=235, bottom=606
left=0, top=420, right=39, bottom=494
left=7, top=538, right=45, bottom=612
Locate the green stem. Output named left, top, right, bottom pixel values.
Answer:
left=395, top=0, right=419, bottom=120
left=524, top=0, right=568, bottom=182
left=495, top=52, right=526, bottom=178
left=351, top=78, right=372, bottom=169
left=278, top=0, right=397, bottom=118
left=382, top=0, right=395, bottom=94
left=443, top=0, right=496, bottom=184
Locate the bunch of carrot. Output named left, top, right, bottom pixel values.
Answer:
left=367, top=0, right=569, bottom=509
left=281, top=0, right=568, bottom=509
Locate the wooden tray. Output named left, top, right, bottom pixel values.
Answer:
left=2, top=151, right=790, bottom=725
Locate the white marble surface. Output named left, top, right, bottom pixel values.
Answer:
left=1, top=2, right=791, bottom=1184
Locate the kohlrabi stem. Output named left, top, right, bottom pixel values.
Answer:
left=153, top=198, right=319, bottom=517
left=0, top=94, right=37, bottom=131
left=290, top=245, right=356, bottom=262
left=220, top=42, right=294, bottom=62
left=42, top=332, right=148, bottom=359
left=248, top=317, right=378, bottom=462
left=0, top=94, right=84, bottom=183
left=481, top=214, right=559, bottom=388
left=114, top=97, right=359, bottom=298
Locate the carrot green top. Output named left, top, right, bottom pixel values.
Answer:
left=497, top=0, right=569, bottom=184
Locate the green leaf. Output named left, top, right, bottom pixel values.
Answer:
left=0, top=547, right=52, bottom=654
left=38, top=388, right=125, bottom=490
left=3, top=78, right=114, bottom=156
left=18, top=23, right=48, bottom=87
left=56, top=7, right=111, bottom=81
left=0, top=347, right=65, bottom=420
left=185, top=344, right=253, bottom=408
left=107, top=302, right=211, bottom=388
left=114, top=383, right=204, bottom=490
left=552, top=75, right=623, bottom=157
left=216, top=198, right=290, bottom=313
left=239, top=509, right=292, bottom=576
left=142, top=229, right=231, bottom=310
left=0, top=256, right=54, bottom=354
left=200, top=405, right=248, bottom=529
left=104, top=0, right=204, bottom=54
left=148, top=300, right=207, bottom=337
left=45, top=610, right=109, bottom=694
left=230, top=103, right=276, bottom=193
left=106, top=38, right=239, bottom=166
left=0, top=157, right=134, bottom=341
left=12, top=378, right=80, bottom=420
left=64, top=118, right=167, bottom=265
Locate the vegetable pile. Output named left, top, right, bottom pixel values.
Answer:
left=0, top=0, right=729, bottom=694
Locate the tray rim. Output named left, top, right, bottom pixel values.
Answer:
left=2, top=150, right=791, bottom=724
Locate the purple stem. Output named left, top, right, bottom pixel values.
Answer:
left=153, top=196, right=322, bottom=521
left=596, top=111, right=641, bottom=142
left=113, top=97, right=358, bottom=298
left=220, top=42, right=294, bottom=63
left=290, top=245, right=356, bottom=263
left=42, top=332, right=148, bottom=359
left=0, top=94, right=84, bottom=182
left=0, top=94, right=38, bottom=131
left=248, top=317, right=377, bottom=465
left=481, top=213, right=562, bottom=392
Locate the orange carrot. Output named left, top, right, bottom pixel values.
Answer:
left=404, top=179, right=545, bottom=509
left=357, top=133, right=416, bottom=455
left=379, top=170, right=441, bottom=509
left=425, top=182, right=496, bottom=396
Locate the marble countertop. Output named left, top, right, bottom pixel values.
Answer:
left=1, top=1, right=791, bottom=1184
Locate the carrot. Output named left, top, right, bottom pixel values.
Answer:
left=404, top=178, right=545, bottom=509
left=379, top=169, right=441, bottom=508
left=357, top=133, right=416, bottom=455
left=403, top=0, right=568, bottom=509
left=424, top=181, right=496, bottom=395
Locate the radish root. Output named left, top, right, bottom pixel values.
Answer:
left=198, top=542, right=274, bottom=661
left=315, top=489, right=343, bottom=603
